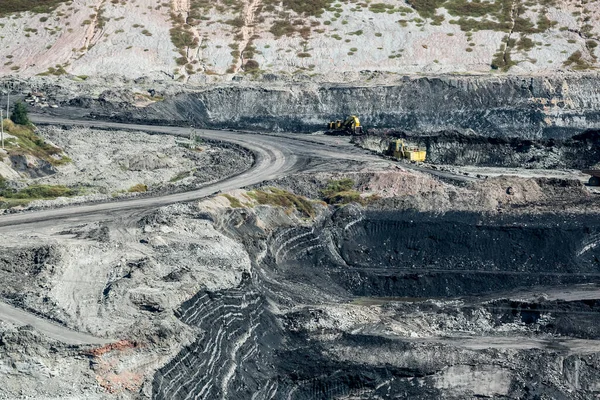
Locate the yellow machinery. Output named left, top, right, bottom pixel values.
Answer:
left=388, top=139, right=427, bottom=162
left=327, top=115, right=363, bottom=135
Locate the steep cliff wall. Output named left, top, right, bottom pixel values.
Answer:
left=115, top=74, right=600, bottom=139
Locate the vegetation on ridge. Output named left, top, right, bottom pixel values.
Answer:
left=0, top=184, right=78, bottom=209
left=2, top=118, right=70, bottom=167
left=0, top=0, right=68, bottom=18
left=248, top=188, right=316, bottom=218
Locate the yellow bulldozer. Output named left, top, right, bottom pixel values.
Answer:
left=387, top=139, right=427, bottom=162
left=326, top=115, right=363, bottom=135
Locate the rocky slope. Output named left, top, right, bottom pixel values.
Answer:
left=0, top=0, right=598, bottom=81
left=18, top=72, right=599, bottom=140
left=2, top=167, right=600, bottom=398
left=123, top=73, right=600, bottom=138
left=155, top=180, right=600, bottom=399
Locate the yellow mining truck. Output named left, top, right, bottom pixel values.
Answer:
left=388, top=139, right=427, bottom=162
left=327, top=115, right=363, bottom=135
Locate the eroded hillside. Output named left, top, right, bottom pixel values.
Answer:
left=0, top=0, right=598, bottom=81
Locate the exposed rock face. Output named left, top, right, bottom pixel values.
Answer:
left=113, top=74, right=600, bottom=139
left=151, top=204, right=600, bottom=400
left=6, top=73, right=600, bottom=141
left=356, top=129, right=600, bottom=169
left=7, top=154, right=57, bottom=178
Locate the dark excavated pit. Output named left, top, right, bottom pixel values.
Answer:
left=327, top=210, right=600, bottom=297
left=153, top=207, right=600, bottom=399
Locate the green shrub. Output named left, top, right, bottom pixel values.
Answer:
left=248, top=188, right=315, bottom=218
left=128, top=183, right=148, bottom=193
left=325, top=190, right=361, bottom=204
left=270, top=20, right=296, bottom=38
left=1, top=184, right=76, bottom=200
left=0, top=0, right=68, bottom=17
left=516, top=36, right=535, bottom=51
left=563, top=50, right=593, bottom=70
left=405, top=0, right=446, bottom=19
left=321, top=178, right=354, bottom=196
left=267, top=0, right=334, bottom=17
left=11, top=102, right=30, bottom=125
left=221, top=193, right=243, bottom=208
left=369, top=3, right=395, bottom=13
left=243, top=59, right=260, bottom=71
left=320, top=178, right=378, bottom=205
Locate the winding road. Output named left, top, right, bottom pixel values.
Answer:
left=0, top=115, right=385, bottom=229
left=0, top=115, right=481, bottom=345
left=0, top=115, right=389, bottom=345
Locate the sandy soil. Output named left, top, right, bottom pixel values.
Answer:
left=0, top=0, right=597, bottom=80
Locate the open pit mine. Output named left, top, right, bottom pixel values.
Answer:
left=1, top=0, right=600, bottom=399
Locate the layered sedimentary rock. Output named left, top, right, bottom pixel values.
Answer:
left=114, top=74, right=600, bottom=139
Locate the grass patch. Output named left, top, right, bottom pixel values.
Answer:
left=320, top=178, right=379, bottom=205
left=247, top=188, right=315, bottom=218
left=38, top=64, right=68, bottom=76
left=320, top=178, right=354, bottom=197
left=2, top=120, right=70, bottom=167
left=324, top=190, right=362, bottom=205
left=263, top=0, right=334, bottom=17
left=128, top=183, right=148, bottom=193
left=321, top=178, right=359, bottom=205
left=270, top=19, right=297, bottom=38
left=405, top=0, right=446, bottom=19
left=0, top=184, right=78, bottom=208
left=170, top=170, right=193, bottom=182
left=221, top=193, right=243, bottom=208
left=0, top=0, right=68, bottom=17
left=1, top=184, right=76, bottom=199
left=563, top=50, right=594, bottom=70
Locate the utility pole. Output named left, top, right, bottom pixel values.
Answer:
left=1, top=110, right=4, bottom=150
left=6, top=90, right=9, bottom=120
left=190, top=125, right=196, bottom=149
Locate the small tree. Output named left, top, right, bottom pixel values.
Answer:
left=11, top=102, right=30, bottom=125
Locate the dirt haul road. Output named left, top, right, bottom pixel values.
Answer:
left=0, top=115, right=388, bottom=230
left=0, top=115, right=591, bottom=355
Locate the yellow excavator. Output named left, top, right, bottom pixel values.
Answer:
left=327, top=115, right=363, bottom=135
left=388, top=139, right=427, bottom=162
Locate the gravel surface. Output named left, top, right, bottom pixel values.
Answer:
left=25, top=126, right=253, bottom=208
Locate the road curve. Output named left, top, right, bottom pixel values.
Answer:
left=0, top=115, right=396, bottom=344
left=0, top=116, right=300, bottom=228
left=0, top=115, right=474, bottom=230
